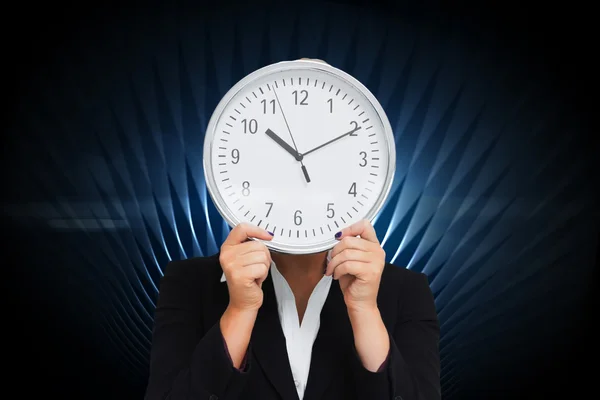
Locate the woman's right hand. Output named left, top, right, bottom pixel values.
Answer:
left=219, top=223, right=274, bottom=312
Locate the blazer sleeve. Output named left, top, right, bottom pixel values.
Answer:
left=350, top=271, right=441, bottom=400
left=144, top=260, right=251, bottom=400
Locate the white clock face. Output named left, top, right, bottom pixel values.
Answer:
left=204, top=60, right=395, bottom=254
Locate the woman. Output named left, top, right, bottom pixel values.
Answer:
left=144, top=219, right=440, bottom=400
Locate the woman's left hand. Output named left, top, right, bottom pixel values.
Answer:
left=325, top=219, right=386, bottom=312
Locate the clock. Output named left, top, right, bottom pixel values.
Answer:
left=203, top=59, right=396, bottom=254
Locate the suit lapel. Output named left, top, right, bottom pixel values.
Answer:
left=251, top=274, right=300, bottom=400
left=303, top=279, right=353, bottom=400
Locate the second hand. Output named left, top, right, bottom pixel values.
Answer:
left=272, top=87, right=311, bottom=183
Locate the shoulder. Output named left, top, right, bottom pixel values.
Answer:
left=379, top=262, right=437, bottom=319
left=161, top=253, right=223, bottom=287
left=154, top=253, right=224, bottom=312
left=380, top=262, right=430, bottom=291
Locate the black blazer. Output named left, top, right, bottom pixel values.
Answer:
left=144, top=253, right=440, bottom=400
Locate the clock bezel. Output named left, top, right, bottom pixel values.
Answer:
left=203, top=59, right=396, bottom=255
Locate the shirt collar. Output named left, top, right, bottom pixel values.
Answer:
left=220, top=250, right=332, bottom=283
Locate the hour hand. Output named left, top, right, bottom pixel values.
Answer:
left=265, top=128, right=303, bottom=161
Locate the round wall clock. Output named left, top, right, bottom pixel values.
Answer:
left=203, top=59, right=396, bottom=254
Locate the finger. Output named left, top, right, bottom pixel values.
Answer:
left=243, top=263, right=270, bottom=282
left=237, top=250, right=271, bottom=269
left=256, top=265, right=270, bottom=287
left=223, top=222, right=274, bottom=246
left=335, top=218, right=378, bottom=244
left=329, top=236, right=372, bottom=259
left=331, top=260, right=369, bottom=280
left=235, top=240, right=272, bottom=256
left=325, top=248, right=371, bottom=276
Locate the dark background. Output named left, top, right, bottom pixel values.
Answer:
left=3, top=0, right=597, bottom=399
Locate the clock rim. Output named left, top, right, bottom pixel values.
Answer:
left=203, top=59, right=396, bottom=255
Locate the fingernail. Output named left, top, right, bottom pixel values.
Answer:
left=335, top=231, right=342, bottom=239
left=267, top=231, right=274, bottom=236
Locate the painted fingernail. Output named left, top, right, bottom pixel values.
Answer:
left=335, top=231, right=342, bottom=239
left=267, top=231, right=274, bottom=236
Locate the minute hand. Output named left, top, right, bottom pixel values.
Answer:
left=302, top=126, right=361, bottom=157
